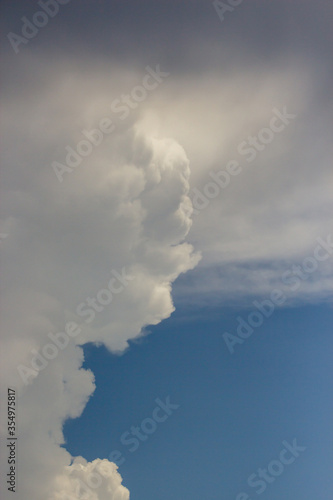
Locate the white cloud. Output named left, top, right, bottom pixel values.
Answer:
left=0, top=48, right=331, bottom=500
left=50, top=458, right=130, bottom=500
left=0, top=54, right=199, bottom=500
left=148, top=63, right=333, bottom=301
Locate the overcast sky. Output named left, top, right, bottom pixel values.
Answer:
left=0, top=1, right=332, bottom=500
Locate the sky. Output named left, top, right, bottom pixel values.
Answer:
left=0, top=1, right=332, bottom=500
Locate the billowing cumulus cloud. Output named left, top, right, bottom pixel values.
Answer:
left=50, top=459, right=130, bottom=500
left=0, top=55, right=199, bottom=500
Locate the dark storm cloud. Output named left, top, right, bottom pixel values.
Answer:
left=2, top=0, right=332, bottom=76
